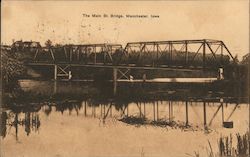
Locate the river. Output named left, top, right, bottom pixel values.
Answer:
left=1, top=80, right=249, bottom=157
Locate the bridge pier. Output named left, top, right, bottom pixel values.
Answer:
left=53, top=64, right=72, bottom=80
left=112, top=67, right=130, bottom=95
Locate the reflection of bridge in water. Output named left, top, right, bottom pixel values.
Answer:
left=1, top=98, right=242, bottom=140
left=74, top=100, right=238, bottom=129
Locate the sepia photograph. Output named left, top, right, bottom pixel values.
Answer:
left=0, top=0, right=249, bottom=157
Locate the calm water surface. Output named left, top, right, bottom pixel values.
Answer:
left=1, top=80, right=249, bottom=157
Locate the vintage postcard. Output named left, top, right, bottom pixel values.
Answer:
left=1, top=0, right=249, bottom=157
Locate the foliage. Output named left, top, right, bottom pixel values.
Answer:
left=1, top=50, right=26, bottom=90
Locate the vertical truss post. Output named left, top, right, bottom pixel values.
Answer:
left=220, top=42, right=223, bottom=65
left=169, top=42, right=172, bottom=63
left=77, top=48, right=80, bottom=62
left=203, top=40, right=206, bottom=70
left=156, top=44, right=159, bottom=66
left=103, top=46, right=107, bottom=65
left=185, top=41, right=188, bottom=66
left=151, top=43, right=155, bottom=67
left=70, top=47, right=72, bottom=62
left=64, top=47, right=67, bottom=60
left=139, top=44, right=144, bottom=63
left=84, top=47, right=88, bottom=64
left=94, top=46, right=97, bottom=64
left=54, top=64, right=57, bottom=80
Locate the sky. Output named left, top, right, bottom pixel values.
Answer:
left=1, top=0, right=249, bottom=59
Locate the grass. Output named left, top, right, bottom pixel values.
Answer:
left=218, top=132, right=249, bottom=157
left=191, top=132, right=250, bottom=157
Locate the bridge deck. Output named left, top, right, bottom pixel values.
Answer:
left=26, top=62, right=207, bottom=72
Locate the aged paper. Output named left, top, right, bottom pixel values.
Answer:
left=1, top=1, right=249, bottom=157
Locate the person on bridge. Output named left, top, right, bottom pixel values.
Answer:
left=129, top=75, right=134, bottom=82
left=68, top=71, right=72, bottom=80
left=218, top=68, right=224, bottom=80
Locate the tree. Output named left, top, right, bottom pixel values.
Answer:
left=45, top=39, right=52, bottom=48
left=1, top=49, right=25, bottom=91
left=241, top=53, right=249, bottom=65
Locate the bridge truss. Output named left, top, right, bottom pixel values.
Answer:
left=29, top=39, right=235, bottom=70
left=123, top=39, right=235, bottom=69
left=33, top=44, right=122, bottom=64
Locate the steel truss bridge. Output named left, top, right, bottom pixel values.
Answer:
left=26, top=39, right=234, bottom=68
left=7, top=39, right=236, bottom=87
